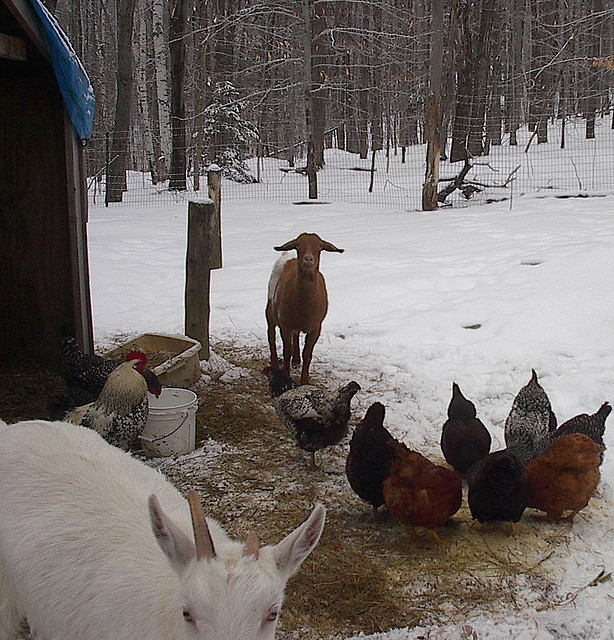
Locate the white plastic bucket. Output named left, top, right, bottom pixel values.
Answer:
left=140, top=388, right=198, bottom=456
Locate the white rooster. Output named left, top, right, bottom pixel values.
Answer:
left=64, top=352, right=161, bottom=450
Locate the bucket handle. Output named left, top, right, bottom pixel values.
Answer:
left=140, top=410, right=191, bottom=444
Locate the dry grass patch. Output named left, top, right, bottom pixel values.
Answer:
left=0, top=339, right=582, bottom=639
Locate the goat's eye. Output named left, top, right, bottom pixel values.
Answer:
left=183, top=609, right=195, bottom=624
left=265, top=606, right=280, bottom=623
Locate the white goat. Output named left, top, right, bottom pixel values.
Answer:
left=0, top=419, right=325, bottom=640
left=266, top=232, right=344, bottom=385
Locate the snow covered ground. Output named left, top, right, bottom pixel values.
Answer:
left=89, top=189, right=614, bottom=639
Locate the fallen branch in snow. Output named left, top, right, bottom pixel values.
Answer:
left=464, top=164, right=522, bottom=190
left=437, top=161, right=521, bottom=203
left=437, top=157, right=473, bottom=202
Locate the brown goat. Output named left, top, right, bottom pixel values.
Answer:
left=266, top=233, right=344, bottom=385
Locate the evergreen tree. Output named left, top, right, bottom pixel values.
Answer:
left=201, top=81, right=259, bottom=183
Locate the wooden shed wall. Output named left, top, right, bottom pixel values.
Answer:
left=0, top=2, right=82, bottom=368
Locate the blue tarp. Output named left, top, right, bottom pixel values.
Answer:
left=28, top=0, right=95, bottom=140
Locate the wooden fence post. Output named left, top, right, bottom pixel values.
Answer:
left=207, top=165, right=223, bottom=269
left=184, top=166, right=223, bottom=360
left=185, top=199, right=214, bottom=359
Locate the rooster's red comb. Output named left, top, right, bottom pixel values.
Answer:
left=124, top=350, right=147, bottom=371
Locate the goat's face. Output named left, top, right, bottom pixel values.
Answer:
left=149, top=493, right=326, bottom=640
left=177, top=554, right=287, bottom=640
left=274, top=233, right=344, bottom=277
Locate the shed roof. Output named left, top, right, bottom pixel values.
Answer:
left=28, top=0, right=95, bottom=140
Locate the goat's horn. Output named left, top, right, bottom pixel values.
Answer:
left=244, top=531, right=260, bottom=559
left=187, top=489, right=215, bottom=560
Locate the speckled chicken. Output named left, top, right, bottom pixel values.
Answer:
left=440, top=382, right=491, bottom=475
left=64, top=353, right=162, bottom=450
left=466, top=450, right=528, bottom=533
left=264, top=365, right=360, bottom=468
left=526, top=433, right=603, bottom=521
left=550, top=402, right=611, bottom=448
left=383, top=440, right=462, bottom=543
left=504, top=370, right=557, bottom=466
left=345, top=402, right=397, bottom=516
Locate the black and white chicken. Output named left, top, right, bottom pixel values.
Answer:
left=345, top=402, right=397, bottom=516
left=504, top=369, right=557, bottom=466
left=440, top=382, right=491, bottom=475
left=550, top=402, right=611, bottom=448
left=64, top=352, right=162, bottom=450
left=59, top=336, right=124, bottom=405
left=263, top=365, right=360, bottom=468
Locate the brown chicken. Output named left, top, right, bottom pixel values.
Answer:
left=383, top=440, right=462, bottom=543
left=526, top=433, right=604, bottom=521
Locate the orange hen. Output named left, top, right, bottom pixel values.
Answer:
left=383, top=440, right=462, bottom=543
left=526, top=433, right=603, bottom=521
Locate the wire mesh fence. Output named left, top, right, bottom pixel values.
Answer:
left=86, top=113, right=614, bottom=211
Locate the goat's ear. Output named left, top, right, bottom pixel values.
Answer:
left=273, top=238, right=299, bottom=252
left=321, top=240, right=344, bottom=253
left=272, top=504, right=325, bottom=578
left=148, top=494, right=196, bottom=571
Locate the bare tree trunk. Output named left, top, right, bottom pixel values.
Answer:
left=507, top=0, right=524, bottom=145
left=152, top=0, right=170, bottom=180
left=136, top=2, right=157, bottom=184
left=358, top=6, right=369, bottom=159
left=585, top=0, right=603, bottom=139
left=439, top=0, right=460, bottom=159
left=450, top=0, right=473, bottom=163
left=423, top=95, right=442, bottom=211
left=168, top=0, right=189, bottom=191
left=486, top=12, right=503, bottom=149
left=530, top=0, right=558, bottom=145
left=302, top=0, right=317, bottom=198
left=370, top=0, right=383, bottom=155
left=312, top=0, right=327, bottom=169
left=422, top=0, right=443, bottom=211
left=106, top=0, right=136, bottom=203
left=467, top=3, right=495, bottom=157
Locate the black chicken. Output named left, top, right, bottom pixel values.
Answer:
left=440, top=382, right=491, bottom=475
left=345, top=402, right=397, bottom=516
left=60, top=336, right=124, bottom=403
left=466, top=450, right=528, bottom=533
left=264, top=363, right=297, bottom=397
left=264, top=365, right=361, bottom=468
left=550, top=402, right=611, bottom=448
left=504, top=369, right=557, bottom=466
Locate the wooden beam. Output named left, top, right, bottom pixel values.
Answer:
left=0, top=33, right=27, bottom=61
